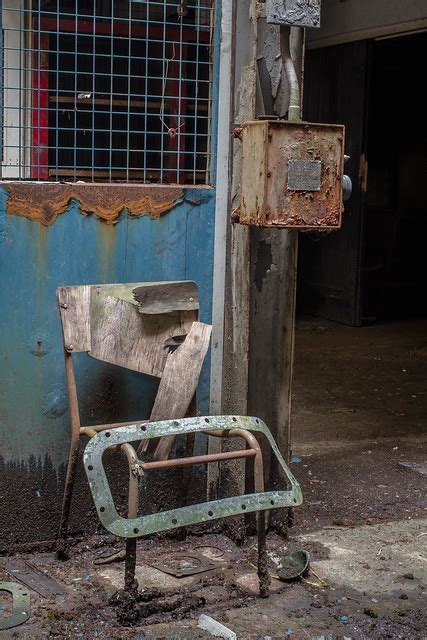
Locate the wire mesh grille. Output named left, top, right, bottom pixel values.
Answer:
left=0, top=0, right=214, bottom=184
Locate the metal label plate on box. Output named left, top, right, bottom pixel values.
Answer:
left=287, top=160, right=321, bottom=192
left=266, top=0, right=321, bottom=28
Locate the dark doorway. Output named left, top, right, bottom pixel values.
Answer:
left=298, top=32, right=427, bottom=325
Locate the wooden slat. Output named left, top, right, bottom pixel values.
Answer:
left=57, top=285, right=91, bottom=353
left=56, top=281, right=199, bottom=359
left=49, top=169, right=149, bottom=179
left=132, top=281, right=199, bottom=315
left=144, top=321, right=212, bottom=461
left=5, top=559, right=67, bottom=597
left=89, top=287, right=197, bottom=377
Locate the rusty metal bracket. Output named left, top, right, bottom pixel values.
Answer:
left=0, top=581, right=31, bottom=630
left=83, top=415, right=303, bottom=539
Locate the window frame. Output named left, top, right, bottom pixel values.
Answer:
left=2, top=1, right=214, bottom=185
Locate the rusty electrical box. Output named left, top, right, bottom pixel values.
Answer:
left=235, top=119, right=345, bottom=230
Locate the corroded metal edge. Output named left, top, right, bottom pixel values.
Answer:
left=3, top=183, right=184, bottom=225
left=0, top=581, right=31, bottom=630
left=84, top=415, right=303, bottom=538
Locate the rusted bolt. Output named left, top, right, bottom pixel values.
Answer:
left=132, top=463, right=144, bottom=477
left=60, top=302, right=68, bottom=309
left=267, top=172, right=272, bottom=178
left=67, top=344, right=73, bottom=351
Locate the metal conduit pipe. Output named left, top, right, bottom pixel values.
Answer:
left=280, top=26, right=301, bottom=122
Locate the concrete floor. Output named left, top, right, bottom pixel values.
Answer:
left=1, top=317, right=426, bottom=638
left=292, top=318, right=426, bottom=446
left=291, top=318, right=426, bottom=536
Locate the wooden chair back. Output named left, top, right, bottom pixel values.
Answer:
left=56, top=281, right=200, bottom=378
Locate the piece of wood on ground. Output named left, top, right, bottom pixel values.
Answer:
left=5, top=560, right=67, bottom=597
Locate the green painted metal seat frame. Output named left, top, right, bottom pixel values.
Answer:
left=84, top=415, right=303, bottom=596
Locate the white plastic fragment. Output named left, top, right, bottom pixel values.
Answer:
left=198, top=614, right=237, bottom=639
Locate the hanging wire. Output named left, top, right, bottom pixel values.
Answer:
left=159, top=42, right=185, bottom=140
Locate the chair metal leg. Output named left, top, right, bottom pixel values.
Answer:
left=57, top=349, right=81, bottom=559
left=252, top=435, right=270, bottom=598
left=124, top=537, right=138, bottom=592
left=122, top=444, right=140, bottom=592
left=56, top=435, right=80, bottom=559
left=112, top=447, right=141, bottom=624
left=209, top=426, right=271, bottom=596
left=257, top=510, right=270, bottom=597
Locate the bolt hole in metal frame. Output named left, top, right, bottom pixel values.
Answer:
left=84, top=415, right=302, bottom=539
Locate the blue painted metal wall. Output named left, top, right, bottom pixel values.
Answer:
left=0, top=188, right=215, bottom=544
left=0, top=0, right=222, bottom=546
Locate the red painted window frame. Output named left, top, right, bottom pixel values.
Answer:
left=32, top=16, right=208, bottom=182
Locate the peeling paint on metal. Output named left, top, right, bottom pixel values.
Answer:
left=0, top=190, right=216, bottom=545
left=42, top=385, right=68, bottom=419
left=4, top=183, right=184, bottom=226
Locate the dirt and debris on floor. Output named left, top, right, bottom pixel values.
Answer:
left=0, top=519, right=425, bottom=639
left=1, top=318, right=425, bottom=638
left=292, top=318, right=426, bottom=445
left=291, top=317, right=426, bottom=533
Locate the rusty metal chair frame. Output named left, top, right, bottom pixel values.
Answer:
left=84, top=416, right=303, bottom=597
left=56, top=281, right=303, bottom=600
left=56, top=281, right=208, bottom=556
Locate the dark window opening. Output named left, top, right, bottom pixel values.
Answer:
left=1, top=0, right=214, bottom=184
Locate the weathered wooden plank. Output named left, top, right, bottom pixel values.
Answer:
left=249, top=228, right=297, bottom=483
left=133, top=281, right=199, bottom=315
left=57, top=282, right=152, bottom=354
left=89, top=287, right=197, bottom=377
left=57, top=285, right=91, bottom=353
left=148, top=321, right=212, bottom=461
left=5, top=559, right=67, bottom=597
